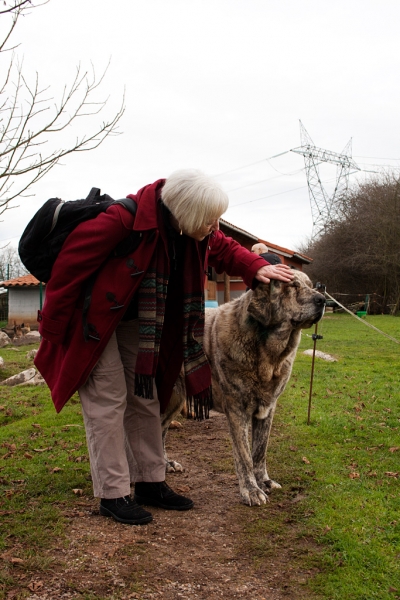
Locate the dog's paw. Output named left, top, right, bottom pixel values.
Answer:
left=262, top=479, right=282, bottom=493
left=241, top=485, right=269, bottom=506
left=165, top=460, right=184, bottom=473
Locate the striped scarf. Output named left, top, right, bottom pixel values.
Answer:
left=134, top=226, right=212, bottom=420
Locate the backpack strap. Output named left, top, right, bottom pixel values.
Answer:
left=48, top=199, right=65, bottom=236
left=86, top=187, right=101, bottom=202
left=113, top=197, right=138, bottom=217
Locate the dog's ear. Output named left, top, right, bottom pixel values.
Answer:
left=247, top=283, right=272, bottom=327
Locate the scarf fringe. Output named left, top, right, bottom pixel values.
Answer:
left=135, top=373, right=154, bottom=399
left=186, top=387, right=213, bottom=421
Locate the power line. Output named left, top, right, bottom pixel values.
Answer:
left=352, top=162, right=400, bottom=170
left=226, top=167, right=305, bottom=194
left=228, top=172, right=353, bottom=211
left=213, top=151, right=290, bottom=178
left=215, top=149, right=387, bottom=184
left=354, top=155, right=400, bottom=161
left=215, top=142, right=397, bottom=214
left=228, top=184, right=307, bottom=209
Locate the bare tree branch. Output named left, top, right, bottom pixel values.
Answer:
left=0, top=1, right=36, bottom=16
left=0, top=0, right=125, bottom=214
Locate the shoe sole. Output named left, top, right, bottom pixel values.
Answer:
left=99, top=505, right=153, bottom=524
left=134, top=494, right=194, bottom=511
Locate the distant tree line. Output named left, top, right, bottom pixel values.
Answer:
left=0, top=245, right=27, bottom=281
left=301, top=173, right=400, bottom=315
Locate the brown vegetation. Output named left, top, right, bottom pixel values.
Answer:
left=302, top=173, right=400, bottom=314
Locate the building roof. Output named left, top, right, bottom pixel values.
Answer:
left=0, top=274, right=44, bottom=288
left=259, top=239, right=313, bottom=264
left=220, top=218, right=313, bottom=264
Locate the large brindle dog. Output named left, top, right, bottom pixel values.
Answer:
left=161, top=271, right=326, bottom=506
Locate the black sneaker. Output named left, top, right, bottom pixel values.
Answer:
left=100, top=495, right=153, bottom=524
left=134, top=481, right=194, bottom=511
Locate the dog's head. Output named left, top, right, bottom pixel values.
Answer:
left=247, top=271, right=326, bottom=330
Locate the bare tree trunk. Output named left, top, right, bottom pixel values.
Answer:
left=391, top=291, right=400, bottom=315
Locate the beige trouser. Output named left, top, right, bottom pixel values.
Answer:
left=79, top=319, right=166, bottom=499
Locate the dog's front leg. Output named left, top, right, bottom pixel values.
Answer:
left=252, top=407, right=281, bottom=493
left=225, top=408, right=269, bottom=506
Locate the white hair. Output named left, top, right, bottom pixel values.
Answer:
left=251, top=243, right=269, bottom=255
left=161, top=169, right=229, bottom=234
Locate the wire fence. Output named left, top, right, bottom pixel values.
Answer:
left=325, top=290, right=400, bottom=344
left=325, top=291, right=396, bottom=315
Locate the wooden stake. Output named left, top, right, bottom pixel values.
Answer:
left=307, top=322, right=319, bottom=425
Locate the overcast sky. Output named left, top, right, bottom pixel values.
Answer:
left=1, top=0, right=400, bottom=252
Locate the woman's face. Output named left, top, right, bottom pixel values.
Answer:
left=186, top=217, right=220, bottom=241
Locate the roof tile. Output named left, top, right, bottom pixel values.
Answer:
left=0, top=274, right=44, bottom=287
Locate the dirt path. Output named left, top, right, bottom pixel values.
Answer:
left=18, top=412, right=320, bottom=600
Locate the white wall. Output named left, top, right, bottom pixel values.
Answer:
left=8, top=287, right=46, bottom=327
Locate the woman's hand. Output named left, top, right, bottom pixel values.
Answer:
left=255, top=263, right=294, bottom=284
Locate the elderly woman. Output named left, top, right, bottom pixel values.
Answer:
left=35, top=169, right=293, bottom=525
left=251, top=242, right=283, bottom=266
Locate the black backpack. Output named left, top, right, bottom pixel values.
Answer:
left=18, top=187, right=139, bottom=283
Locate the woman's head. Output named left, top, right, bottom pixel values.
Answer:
left=251, top=243, right=269, bottom=255
left=161, top=169, right=229, bottom=241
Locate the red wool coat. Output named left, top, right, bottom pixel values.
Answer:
left=35, top=179, right=267, bottom=413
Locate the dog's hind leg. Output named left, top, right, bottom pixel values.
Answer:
left=160, top=388, right=185, bottom=473
left=225, top=408, right=269, bottom=506
left=252, top=406, right=281, bottom=493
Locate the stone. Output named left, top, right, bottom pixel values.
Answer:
left=303, top=349, right=337, bottom=362
left=21, top=372, right=45, bottom=386
left=0, top=368, right=36, bottom=386
left=0, top=331, right=10, bottom=348
left=12, top=331, right=41, bottom=346
left=24, top=331, right=40, bottom=341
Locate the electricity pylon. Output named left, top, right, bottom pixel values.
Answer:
left=291, top=121, right=361, bottom=239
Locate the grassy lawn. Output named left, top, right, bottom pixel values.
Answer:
left=0, top=344, right=92, bottom=590
left=0, top=313, right=399, bottom=599
left=262, top=313, right=400, bottom=600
